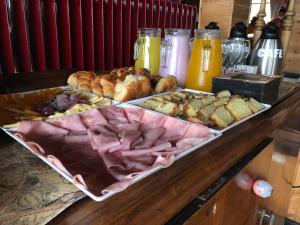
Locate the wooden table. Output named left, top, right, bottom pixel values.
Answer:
left=1, top=71, right=299, bottom=225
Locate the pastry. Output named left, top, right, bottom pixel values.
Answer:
left=100, top=74, right=116, bottom=98
left=114, top=77, right=139, bottom=102
left=154, top=75, right=177, bottom=93
left=92, top=75, right=104, bottom=96
left=247, top=97, right=265, bottom=113
left=225, top=97, right=253, bottom=120
left=210, top=106, right=235, bottom=128
left=67, top=73, right=79, bottom=87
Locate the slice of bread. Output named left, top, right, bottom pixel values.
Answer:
left=144, top=99, right=161, bottom=110
left=155, top=101, right=179, bottom=116
left=199, top=104, right=218, bottom=118
left=247, top=97, right=265, bottom=113
left=201, top=95, right=217, bottom=106
left=187, top=116, right=215, bottom=126
left=184, top=99, right=205, bottom=117
left=210, top=106, right=235, bottom=128
left=213, top=97, right=230, bottom=107
left=225, top=97, right=253, bottom=120
left=172, top=92, right=188, bottom=99
left=216, top=90, right=231, bottom=98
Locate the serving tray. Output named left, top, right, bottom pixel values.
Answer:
left=0, top=86, right=114, bottom=128
left=126, top=89, right=271, bottom=132
left=2, top=104, right=221, bottom=202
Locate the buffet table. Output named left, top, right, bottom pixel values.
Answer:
left=0, top=71, right=299, bottom=225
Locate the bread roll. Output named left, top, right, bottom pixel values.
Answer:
left=136, top=76, right=151, bottom=97
left=154, top=75, right=177, bottom=93
left=92, top=75, right=104, bottom=96
left=135, top=68, right=150, bottom=76
left=67, top=73, right=79, bottom=87
left=116, top=68, right=128, bottom=80
left=114, top=79, right=139, bottom=102
left=100, top=74, right=116, bottom=98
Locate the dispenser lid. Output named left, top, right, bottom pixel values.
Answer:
left=261, top=22, right=280, bottom=39
left=229, top=22, right=248, bottom=39
left=205, top=22, right=220, bottom=30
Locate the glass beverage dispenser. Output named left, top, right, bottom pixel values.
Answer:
left=159, top=29, right=191, bottom=87
left=185, top=29, right=222, bottom=92
left=134, top=28, right=161, bottom=75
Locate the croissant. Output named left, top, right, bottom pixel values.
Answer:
left=154, top=75, right=177, bottom=93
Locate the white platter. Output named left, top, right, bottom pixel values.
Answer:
left=2, top=103, right=222, bottom=202
left=125, top=89, right=272, bottom=133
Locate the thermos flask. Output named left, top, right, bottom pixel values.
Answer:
left=250, top=23, right=283, bottom=76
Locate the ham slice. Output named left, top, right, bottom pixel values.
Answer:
left=109, top=130, right=141, bottom=152
left=89, top=125, right=117, bottom=137
left=88, top=130, right=120, bottom=152
left=160, top=117, right=190, bottom=140
left=184, top=123, right=211, bottom=138
left=64, top=134, right=90, bottom=144
left=112, top=122, right=140, bottom=132
left=124, top=106, right=145, bottom=123
left=176, top=137, right=209, bottom=148
left=80, top=109, right=107, bottom=128
left=135, top=128, right=165, bottom=148
left=48, top=114, right=87, bottom=132
left=17, top=120, right=69, bottom=137
left=140, top=111, right=167, bottom=130
left=122, top=141, right=172, bottom=156
left=100, top=106, right=128, bottom=123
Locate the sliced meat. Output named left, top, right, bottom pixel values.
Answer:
left=176, top=137, right=209, bottom=148
left=160, top=117, right=190, bottom=140
left=48, top=114, right=87, bottom=132
left=122, top=141, right=172, bottom=156
left=131, top=136, right=143, bottom=147
left=88, top=130, right=120, bottom=152
left=80, top=109, right=107, bottom=128
left=64, top=134, right=90, bottom=144
left=100, top=106, right=128, bottom=123
left=124, top=106, right=145, bottom=123
left=135, top=128, right=165, bottom=149
left=184, top=123, right=211, bottom=138
left=113, top=122, right=140, bottom=132
left=140, top=111, right=167, bottom=130
left=17, top=120, right=69, bottom=137
left=89, top=125, right=117, bottom=137
left=109, top=130, right=141, bottom=152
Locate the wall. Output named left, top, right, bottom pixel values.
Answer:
left=199, top=0, right=251, bottom=36
left=284, top=1, right=300, bottom=73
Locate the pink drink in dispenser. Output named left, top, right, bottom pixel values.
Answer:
left=160, top=29, right=191, bottom=87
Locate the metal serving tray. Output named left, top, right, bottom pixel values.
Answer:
left=126, top=89, right=272, bottom=133
left=2, top=103, right=222, bottom=202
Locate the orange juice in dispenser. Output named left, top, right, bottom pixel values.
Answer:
left=185, top=29, right=222, bottom=92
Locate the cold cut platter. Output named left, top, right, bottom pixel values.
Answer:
left=2, top=104, right=221, bottom=201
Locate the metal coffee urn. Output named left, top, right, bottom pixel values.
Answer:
left=250, top=22, right=283, bottom=76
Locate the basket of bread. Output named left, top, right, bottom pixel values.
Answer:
left=0, top=87, right=112, bottom=128
left=128, top=89, right=270, bottom=131
left=67, top=67, right=177, bottom=102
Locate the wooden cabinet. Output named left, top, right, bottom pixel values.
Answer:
left=182, top=105, right=300, bottom=225
left=184, top=141, right=273, bottom=225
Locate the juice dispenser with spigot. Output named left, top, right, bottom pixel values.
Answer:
left=134, top=28, right=161, bottom=75
left=185, top=29, right=222, bottom=92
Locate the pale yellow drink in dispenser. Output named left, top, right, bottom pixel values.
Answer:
left=185, top=29, right=222, bottom=92
left=134, top=28, right=161, bottom=75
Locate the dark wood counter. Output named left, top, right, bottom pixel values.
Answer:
left=1, top=71, right=299, bottom=225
